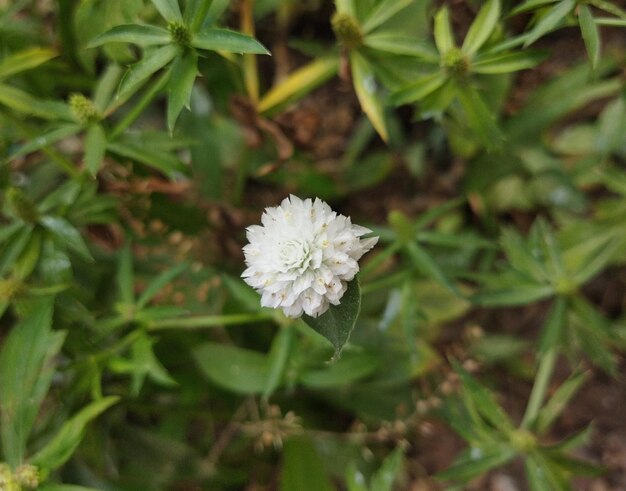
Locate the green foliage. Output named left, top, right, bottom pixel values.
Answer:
left=0, top=0, right=624, bottom=489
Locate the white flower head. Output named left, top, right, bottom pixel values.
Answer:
left=242, top=195, right=378, bottom=318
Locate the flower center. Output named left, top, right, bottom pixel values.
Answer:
left=279, top=239, right=311, bottom=273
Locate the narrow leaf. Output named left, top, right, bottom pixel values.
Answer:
left=405, top=242, right=459, bottom=296
left=361, top=0, right=413, bottom=34
left=117, top=44, right=178, bottom=102
left=167, top=50, right=198, bottom=132
left=0, top=48, right=56, bottom=81
left=456, top=84, right=503, bottom=148
left=84, top=124, right=107, bottom=176
left=280, top=438, right=335, bottom=491
left=462, top=0, right=501, bottom=55
left=31, top=396, right=119, bottom=474
left=472, top=50, right=548, bottom=74
left=258, top=56, right=338, bottom=115
left=264, top=326, right=295, bottom=397
left=391, top=72, right=447, bottom=105
left=191, top=28, right=270, bottom=54
left=137, top=262, right=188, bottom=308
left=88, top=24, right=170, bottom=48
left=438, top=445, right=516, bottom=482
left=40, top=215, right=93, bottom=261
left=302, top=277, right=361, bottom=357
left=578, top=5, right=600, bottom=70
left=524, top=0, right=577, bottom=47
left=9, top=124, right=82, bottom=160
left=351, top=51, right=388, bottom=142
left=434, top=7, right=456, bottom=54
left=536, top=370, right=589, bottom=433
left=364, top=33, right=439, bottom=60
left=150, top=0, right=183, bottom=22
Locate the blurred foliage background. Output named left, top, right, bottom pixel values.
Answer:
left=0, top=0, right=625, bottom=489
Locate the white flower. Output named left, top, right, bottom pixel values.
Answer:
left=242, top=195, right=378, bottom=318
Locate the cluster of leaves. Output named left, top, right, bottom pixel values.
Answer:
left=0, top=0, right=625, bottom=490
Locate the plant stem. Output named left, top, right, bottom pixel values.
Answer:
left=521, top=347, right=557, bottom=429
left=148, top=312, right=274, bottom=330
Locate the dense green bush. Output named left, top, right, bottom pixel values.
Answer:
left=0, top=0, right=625, bottom=489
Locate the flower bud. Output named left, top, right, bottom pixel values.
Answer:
left=69, top=93, right=100, bottom=125
left=331, top=12, right=362, bottom=50
left=168, top=21, right=191, bottom=47
left=14, top=464, right=39, bottom=489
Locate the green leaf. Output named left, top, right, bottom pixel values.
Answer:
left=578, top=5, right=600, bottom=70
left=136, top=261, right=188, bottom=309
left=351, top=51, right=388, bottom=142
left=434, top=6, right=455, bottom=54
left=471, top=284, right=553, bottom=306
left=117, top=243, right=135, bottom=305
left=371, top=448, right=405, bottom=491
left=391, top=72, right=447, bottom=105
left=191, top=28, right=270, bottom=54
left=88, top=24, right=171, bottom=48
left=13, top=228, right=42, bottom=279
left=302, top=277, right=361, bottom=358
left=0, top=47, right=56, bottom=81
left=535, top=370, right=589, bottom=433
left=0, top=83, right=73, bottom=120
left=299, top=351, right=380, bottom=389
left=117, top=44, right=178, bottom=102
left=364, top=33, right=439, bottom=59
left=0, top=298, right=63, bottom=467
left=167, top=50, right=198, bottom=132
left=84, top=124, right=107, bottom=176
left=472, top=50, right=547, bottom=74
left=185, top=0, right=213, bottom=31
left=40, top=215, right=93, bottom=261
left=523, top=0, right=577, bottom=47
left=150, top=0, right=183, bottom=22
left=437, top=445, right=517, bottom=482
left=0, top=227, right=33, bottom=276
left=525, top=454, right=564, bottom=491
left=107, top=139, right=187, bottom=177
left=456, top=84, right=503, bottom=148
left=510, top=0, right=559, bottom=16
left=128, top=333, right=177, bottom=396
left=31, top=396, right=119, bottom=474
left=462, top=0, right=500, bottom=55
left=193, top=342, right=270, bottom=394
left=258, top=56, right=338, bottom=115
left=280, top=437, right=335, bottom=491
left=264, top=326, right=295, bottom=397
left=538, top=296, right=568, bottom=354
left=9, top=124, right=82, bottom=160
left=39, top=486, right=102, bottom=491
left=361, top=0, right=413, bottom=34
left=405, top=242, right=459, bottom=296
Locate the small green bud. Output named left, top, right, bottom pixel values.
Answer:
left=441, top=48, right=469, bottom=76
left=509, top=429, right=537, bottom=453
left=69, top=93, right=100, bottom=125
left=331, top=12, right=362, bottom=50
left=168, top=21, right=191, bottom=47
left=554, top=277, right=577, bottom=296
left=6, top=187, right=39, bottom=223
left=14, top=464, right=39, bottom=489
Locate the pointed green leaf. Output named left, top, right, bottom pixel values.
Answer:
left=463, top=0, right=500, bottom=55
left=391, top=72, right=447, bottom=105
left=364, top=33, right=439, bottom=59
left=0, top=83, right=73, bottom=120
left=471, top=284, right=554, bottom=306
left=472, top=49, right=548, bottom=73
left=302, top=277, right=361, bottom=357
left=191, top=28, right=270, bottom=54
left=456, top=84, right=503, bottom=148
left=361, top=0, right=413, bottom=34
left=371, top=448, right=405, bottom=491
left=0, top=298, right=63, bottom=467
left=185, top=0, right=213, bottom=32
left=299, top=351, right=380, bottom=389
left=40, top=216, right=93, bottom=261
left=84, top=124, right=107, bottom=176
left=117, top=243, right=135, bottom=305
left=405, top=242, right=459, bottom=296
left=536, top=370, right=589, bottom=433
left=9, top=124, right=82, bottom=160
left=434, top=6, right=456, bottom=54
left=264, top=326, right=295, bottom=397
left=137, top=261, right=189, bottom=309
left=31, top=396, right=119, bottom=474
left=167, top=50, right=198, bottom=132
left=0, top=48, right=56, bottom=81
left=437, top=445, right=517, bottom=482
left=578, top=5, right=600, bottom=70
left=150, top=0, right=183, bottom=22
left=258, top=56, right=338, bottom=115
left=107, top=139, right=187, bottom=177
left=280, top=437, right=335, bottom=491
left=88, top=24, right=171, bottom=48
left=351, top=51, right=388, bottom=141
left=523, top=0, right=577, bottom=47
left=117, top=44, right=178, bottom=102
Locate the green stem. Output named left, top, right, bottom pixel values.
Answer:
left=521, top=347, right=557, bottom=429
left=108, top=69, right=171, bottom=140
left=148, top=312, right=274, bottom=330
